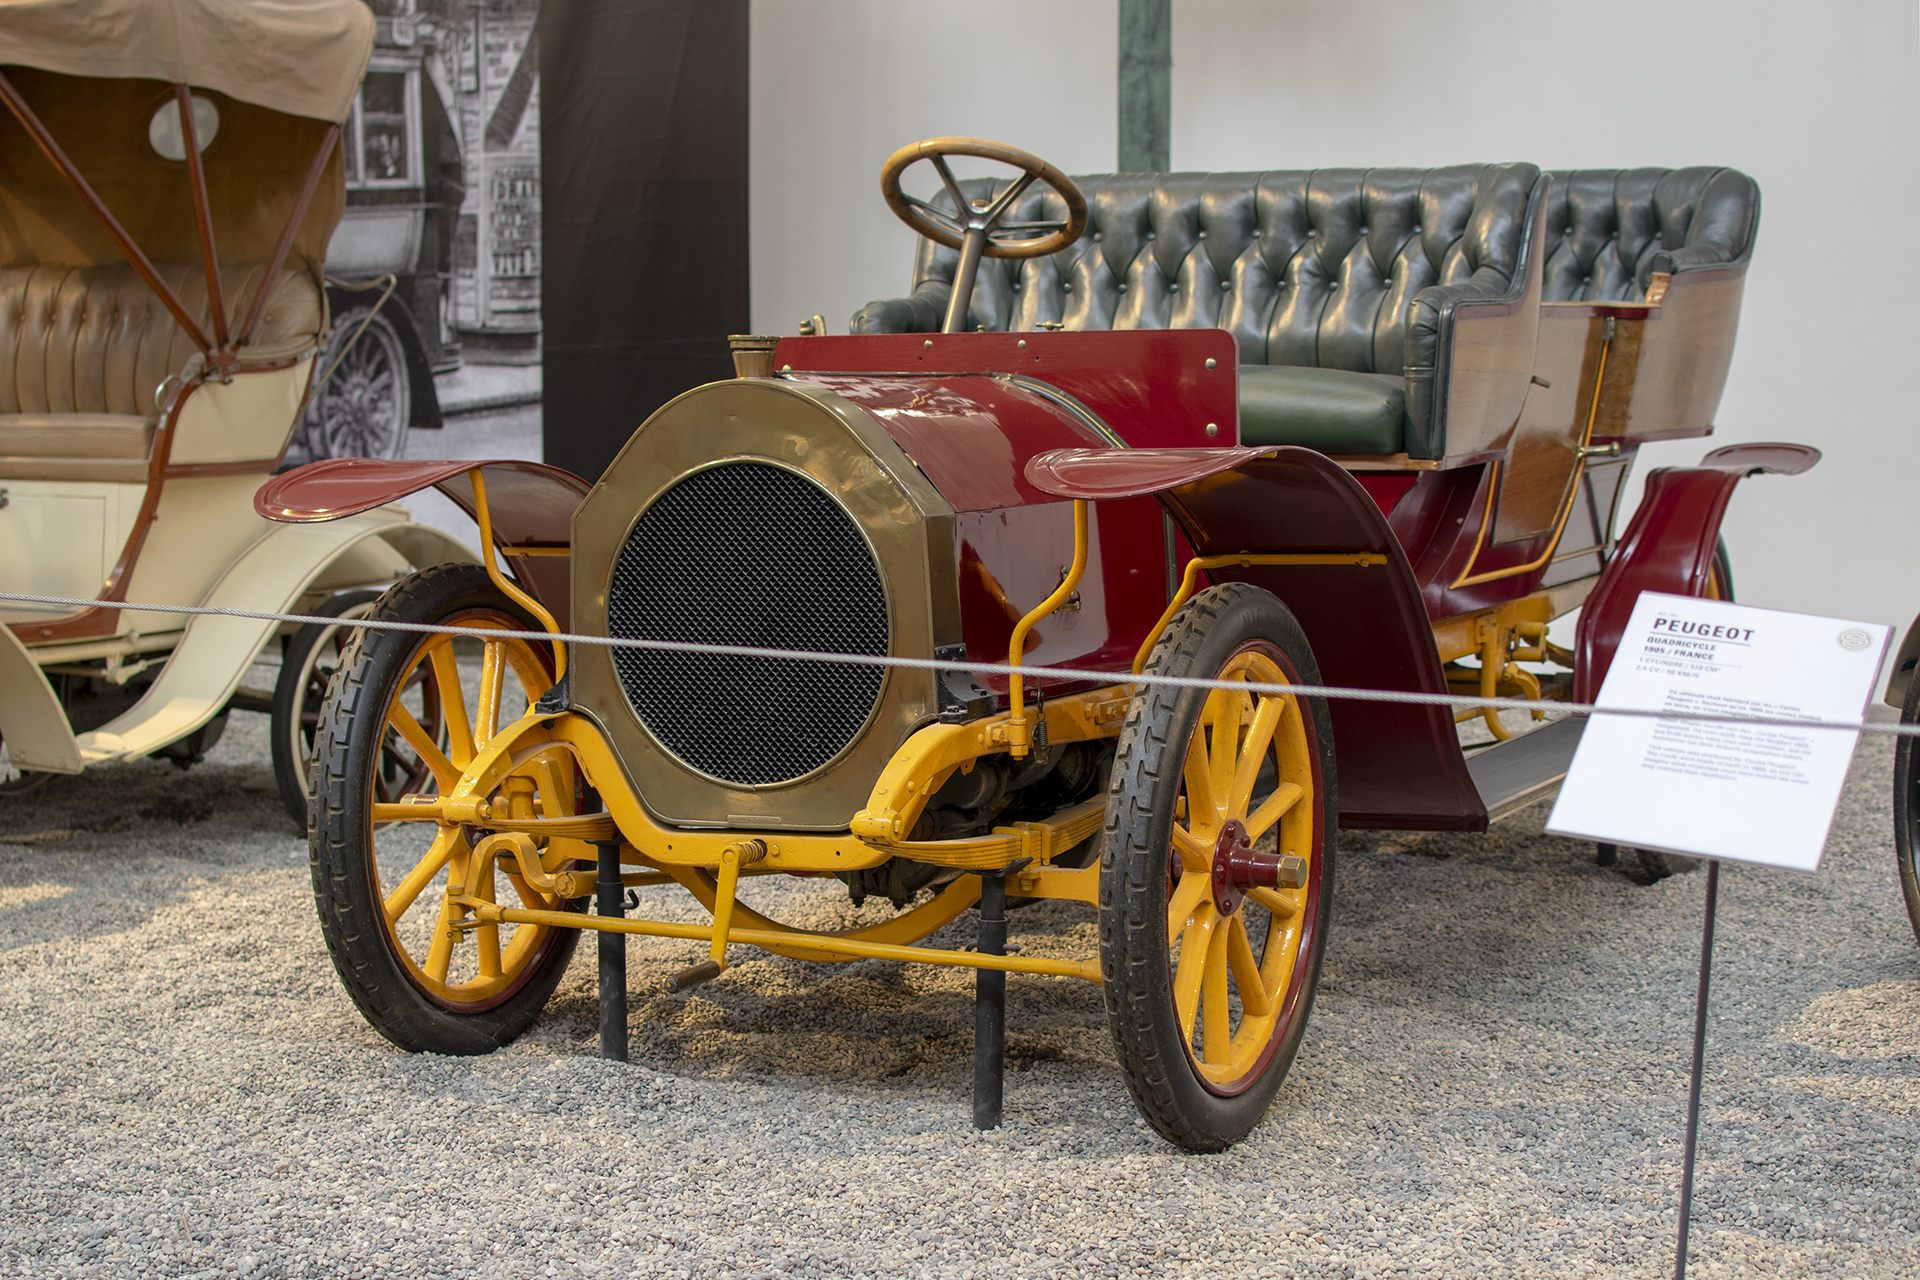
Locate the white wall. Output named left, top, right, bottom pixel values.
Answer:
left=750, top=1, right=1115, bottom=335
left=752, top=0, right=1920, bottom=648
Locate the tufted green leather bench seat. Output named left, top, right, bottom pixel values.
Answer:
left=1237, top=367, right=1407, bottom=454
left=1538, top=167, right=1758, bottom=303
left=852, top=165, right=1545, bottom=459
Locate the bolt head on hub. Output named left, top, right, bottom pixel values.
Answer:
left=1209, top=818, right=1306, bottom=915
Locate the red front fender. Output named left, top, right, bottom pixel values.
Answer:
left=1029, top=444, right=1486, bottom=832
left=256, top=457, right=593, bottom=629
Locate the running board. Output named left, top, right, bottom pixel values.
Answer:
left=1468, top=716, right=1586, bottom=822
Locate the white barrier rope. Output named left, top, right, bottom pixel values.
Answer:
left=2, top=589, right=1913, bottom=738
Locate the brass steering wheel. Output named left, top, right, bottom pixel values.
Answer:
left=880, top=137, right=1088, bottom=334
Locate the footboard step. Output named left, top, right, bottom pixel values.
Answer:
left=1469, top=715, right=1586, bottom=822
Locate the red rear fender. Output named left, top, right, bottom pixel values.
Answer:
left=1572, top=442, right=1820, bottom=701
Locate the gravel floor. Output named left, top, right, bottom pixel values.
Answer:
left=1, top=702, right=1915, bottom=1278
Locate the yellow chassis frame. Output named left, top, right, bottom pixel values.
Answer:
left=415, top=471, right=1577, bottom=987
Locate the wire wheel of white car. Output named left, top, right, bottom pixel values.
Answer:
left=1101, top=583, right=1337, bottom=1152
left=272, top=589, right=386, bottom=830
left=311, top=306, right=411, bottom=460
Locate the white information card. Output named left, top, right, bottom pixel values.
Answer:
left=1547, top=593, right=1890, bottom=872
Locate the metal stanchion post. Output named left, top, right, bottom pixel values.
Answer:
left=973, top=870, right=1008, bottom=1129
left=1674, top=859, right=1721, bottom=1280
left=595, top=839, right=628, bottom=1063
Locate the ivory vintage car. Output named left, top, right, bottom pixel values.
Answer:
left=260, top=137, right=1811, bottom=1150
left=0, top=0, right=471, bottom=822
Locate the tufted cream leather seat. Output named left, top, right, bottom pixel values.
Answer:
left=0, top=261, right=324, bottom=481
left=852, top=166, right=1544, bottom=459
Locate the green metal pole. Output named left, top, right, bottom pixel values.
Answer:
left=1118, top=0, right=1170, bottom=172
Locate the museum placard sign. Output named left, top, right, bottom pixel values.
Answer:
left=1548, top=593, right=1890, bottom=872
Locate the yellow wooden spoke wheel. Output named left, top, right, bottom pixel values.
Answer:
left=1101, top=583, right=1335, bottom=1151
left=309, top=564, right=581, bottom=1054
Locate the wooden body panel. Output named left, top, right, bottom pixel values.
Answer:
left=1531, top=267, right=1746, bottom=448
left=1493, top=317, right=1602, bottom=544
left=1432, top=194, right=1548, bottom=465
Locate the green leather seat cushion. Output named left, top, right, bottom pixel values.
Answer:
left=1238, top=365, right=1407, bottom=454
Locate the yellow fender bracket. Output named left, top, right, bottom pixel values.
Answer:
left=76, top=512, right=474, bottom=763
left=0, top=624, right=81, bottom=774
left=851, top=684, right=1131, bottom=843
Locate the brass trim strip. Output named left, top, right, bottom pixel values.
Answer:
left=1331, top=453, right=1444, bottom=472
left=996, top=374, right=1131, bottom=449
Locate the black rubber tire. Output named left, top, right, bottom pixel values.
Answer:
left=309, top=563, right=577, bottom=1054
left=1896, top=668, right=1920, bottom=946
left=1598, top=842, right=1701, bottom=885
left=1100, top=583, right=1337, bottom=1152
left=271, top=589, right=383, bottom=831
left=1625, top=848, right=1701, bottom=885
left=1709, top=536, right=1735, bottom=603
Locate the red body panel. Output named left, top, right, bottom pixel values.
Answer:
left=799, top=374, right=1098, bottom=510
left=787, top=371, right=1168, bottom=694
left=1384, top=463, right=1602, bottom=621
left=778, top=329, right=1239, bottom=449
left=785, top=332, right=1486, bottom=829
left=952, top=498, right=1171, bottom=692
left=1571, top=467, right=1742, bottom=703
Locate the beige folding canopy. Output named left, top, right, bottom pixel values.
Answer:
left=0, top=0, right=373, bottom=123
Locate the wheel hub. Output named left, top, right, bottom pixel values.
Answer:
left=1210, top=818, right=1307, bottom=915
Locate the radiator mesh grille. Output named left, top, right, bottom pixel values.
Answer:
left=606, top=461, right=890, bottom=786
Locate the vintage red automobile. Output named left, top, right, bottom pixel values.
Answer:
left=259, top=138, right=1813, bottom=1151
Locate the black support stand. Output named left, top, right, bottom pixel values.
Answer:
left=973, top=871, right=1008, bottom=1130
left=1674, top=859, right=1721, bottom=1280
left=595, top=840, right=628, bottom=1063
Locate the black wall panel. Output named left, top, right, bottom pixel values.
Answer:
left=540, top=0, right=749, bottom=482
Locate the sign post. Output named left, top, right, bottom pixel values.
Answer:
left=1547, top=593, right=1889, bottom=1279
